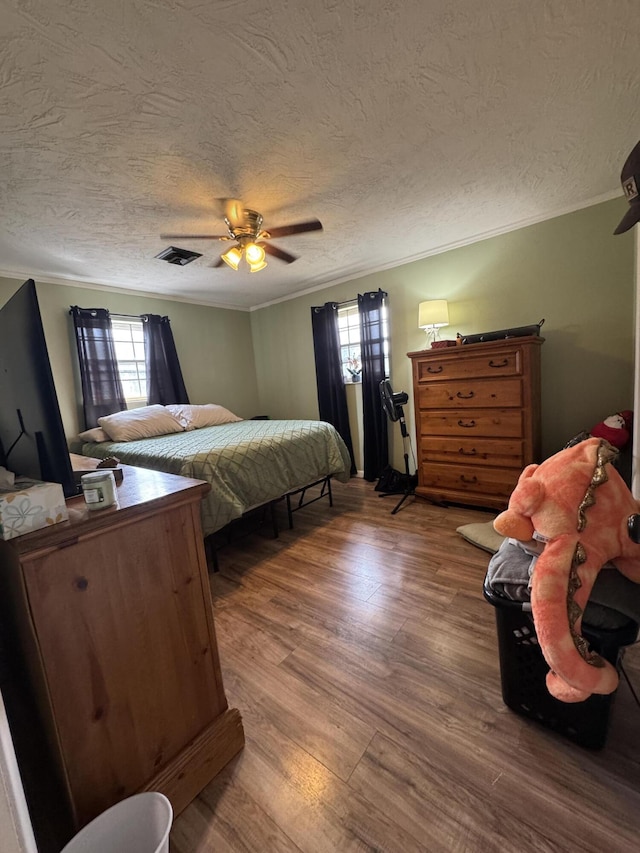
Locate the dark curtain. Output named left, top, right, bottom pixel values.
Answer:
left=142, top=314, right=190, bottom=405
left=70, top=307, right=126, bottom=429
left=359, top=289, right=389, bottom=481
left=311, top=302, right=356, bottom=475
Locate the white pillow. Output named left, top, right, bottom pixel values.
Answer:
left=166, top=403, right=243, bottom=430
left=78, top=427, right=111, bottom=443
left=98, top=405, right=184, bottom=442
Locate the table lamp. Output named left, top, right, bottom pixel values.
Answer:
left=418, top=300, right=449, bottom=347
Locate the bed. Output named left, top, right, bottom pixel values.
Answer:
left=81, top=418, right=352, bottom=537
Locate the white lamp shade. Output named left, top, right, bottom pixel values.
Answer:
left=418, top=300, right=449, bottom=329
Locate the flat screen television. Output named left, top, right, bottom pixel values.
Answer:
left=0, top=279, right=77, bottom=498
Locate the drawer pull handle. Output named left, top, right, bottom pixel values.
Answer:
left=456, top=391, right=475, bottom=399
left=458, top=419, right=476, bottom=428
left=460, top=475, right=478, bottom=484
left=489, top=358, right=508, bottom=368
left=427, top=365, right=443, bottom=374
left=459, top=448, right=477, bottom=456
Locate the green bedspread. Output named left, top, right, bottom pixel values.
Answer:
left=82, top=419, right=351, bottom=536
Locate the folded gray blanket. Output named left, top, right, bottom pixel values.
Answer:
left=486, top=538, right=640, bottom=630
left=485, top=538, right=537, bottom=602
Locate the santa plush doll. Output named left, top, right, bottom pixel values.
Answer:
left=590, top=410, right=633, bottom=450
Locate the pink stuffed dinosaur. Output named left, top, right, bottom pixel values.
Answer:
left=494, top=437, right=640, bottom=703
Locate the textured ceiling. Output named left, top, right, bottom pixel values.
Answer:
left=1, top=0, right=639, bottom=311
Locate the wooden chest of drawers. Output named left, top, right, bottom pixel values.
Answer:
left=408, top=336, right=543, bottom=510
left=0, top=459, right=245, bottom=848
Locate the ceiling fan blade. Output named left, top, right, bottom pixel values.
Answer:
left=212, top=257, right=226, bottom=268
left=263, top=242, right=298, bottom=264
left=223, top=198, right=245, bottom=228
left=264, top=219, right=323, bottom=239
left=160, top=234, right=231, bottom=240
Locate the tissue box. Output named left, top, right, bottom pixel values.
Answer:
left=0, top=479, right=69, bottom=541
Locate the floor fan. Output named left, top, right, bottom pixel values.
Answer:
left=379, top=379, right=421, bottom=515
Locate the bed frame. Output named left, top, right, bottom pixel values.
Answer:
left=204, top=474, right=334, bottom=571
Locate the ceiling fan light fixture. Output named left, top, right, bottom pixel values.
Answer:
left=160, top=202, right=322, bottom=271
left=245, top=242, right=266, bottom=264
left=246, top=242, right=267, bottom=272
left=248, top=257, right=268, bottom=273
left=221, top=245, right=243, bottom=270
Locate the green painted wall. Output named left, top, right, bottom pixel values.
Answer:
left=1, top=198, right=634, bottom=464
left=0, top=276, right=258, bottom=440
left=251, top=198, right=636, bottom=463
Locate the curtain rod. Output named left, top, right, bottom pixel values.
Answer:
left=313, top=290, right=388, bottom=310
left=312, top=299, right=354, bottom=313
left=69, top=307, right=142, bottom=319
left=71, top=308, right=162, bottom=321
left=111, top=311, right=169, bottom=322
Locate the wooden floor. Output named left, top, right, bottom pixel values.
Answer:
left=170, top=479, right=640, bottom=853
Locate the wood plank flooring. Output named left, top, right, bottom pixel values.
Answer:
left=170, top=479, right=640, bottom=853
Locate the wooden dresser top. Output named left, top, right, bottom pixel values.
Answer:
left=4, top=455, right=209, bottom=557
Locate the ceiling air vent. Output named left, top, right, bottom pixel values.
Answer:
left=154, top=246, right=202, bottom=265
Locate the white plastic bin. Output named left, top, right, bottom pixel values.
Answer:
left=60, top=792, right=173, bottom=853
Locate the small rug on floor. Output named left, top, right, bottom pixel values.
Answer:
left=456, top=520, right=503, bottom=554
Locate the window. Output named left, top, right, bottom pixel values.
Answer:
left=338, top=301, right=390, bottom=382
left=338, top=303, right=361, bottom=382
left=111, top=317, right=147, bottom=406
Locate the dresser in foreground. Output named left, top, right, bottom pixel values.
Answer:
left=0, top=457, right=244, bottom=849
left=408, top=336, right=543, bottom=510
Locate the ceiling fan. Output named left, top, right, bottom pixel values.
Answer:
left=160, top=199, right=323, bottom=273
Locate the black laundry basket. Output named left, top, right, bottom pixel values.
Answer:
left=483, top=579, right=639, bottom=749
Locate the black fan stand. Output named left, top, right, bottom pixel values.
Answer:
left=379, top=401, right=422, bottom=514
left=379, top=379, right=436, bottom=515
